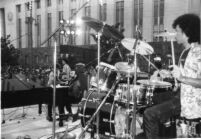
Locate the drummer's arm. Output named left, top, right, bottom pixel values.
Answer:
left=178, top=56, right=201, bottom=88
left=178, top=76, right=201, bottom=88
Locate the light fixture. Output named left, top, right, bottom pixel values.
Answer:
left=66, top=20, right=70, bottom=24
left=70, top=20, right=75, bottom=24
left=59, top=19, right=65, bottom=24
left=67, top=30, right=71, bottom=35
left=75, top=18, right=82, bottom=25
left=76, top=29, right=82, bottom=35
left=60, top=30, right=65, bottom=35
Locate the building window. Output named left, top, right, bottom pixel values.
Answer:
left=25, top=2, right=29, bottom=11
left=134, top=0, right=143, bottom=36
left=17, top=18, right=22, bottom=48
left=99, top=3, right=107, bottom=21
left=58, top=11, right=64, bottom=44
left=35, top=56, right=39, bottom=64
left=25, top=55, right=28, bottom=65
left=25, top=17, right=32, bottom=48
left=47, top=0, right=51, bottom=7
left=84, top=6, right=91, bottom=45
left=36, top=15, right=41, bottom=47
left=35, top=0, right=41, bottom=9
left=47, top=13, right=52, bottom=47
left=45, top=55, right=49, bottom=63
left=153, top=0, right=164, bottom=41
left=59, top=0, right=63, bottom=4
left=71, top=9, right=76, bottom=17
left=58, top=11, right=63, bottom=24
left=116, top=1, right=124, bottom=27
left=16, top=5, right=21, bottom=13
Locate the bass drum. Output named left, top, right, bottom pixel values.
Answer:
left=80, top=89, right=129, bottom=137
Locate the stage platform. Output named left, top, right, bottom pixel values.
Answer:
left=1, top=105, right=144, bottom=139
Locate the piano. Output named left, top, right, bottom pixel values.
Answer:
left=1, top=74, right=69, bottom=109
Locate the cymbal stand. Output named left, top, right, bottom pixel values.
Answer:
left=131, top=48, right=137, bottom=139
left=130, top=25, right=140, bottom=139
left=126, top=71, right=132, bottom=139
left=95, top=31, right=102, bottom=139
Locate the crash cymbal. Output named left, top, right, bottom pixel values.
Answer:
left=82, top=16, right=103, bottom=32
left=154, top=31, right=176, bottom=37
left=82, top=16, right=124, bottom=41
left=103, top=24, right=124, bottom=41
left=121, top=38, right=154, bottom=55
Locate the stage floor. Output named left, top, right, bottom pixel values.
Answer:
left=1, top=105, right=144, bottom=139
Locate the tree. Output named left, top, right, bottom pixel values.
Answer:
left=1, top=35, right=20, bottom=66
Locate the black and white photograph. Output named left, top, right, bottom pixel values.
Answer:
left=1, top=0, right=201, bottom=139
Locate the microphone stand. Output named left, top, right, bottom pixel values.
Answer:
left=39, top=1, right=91, bottom=138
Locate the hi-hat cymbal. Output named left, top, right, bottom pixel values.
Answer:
left=154, top=31, right=176, bottom=37
left=137, top=79, right=172, bottom=88
left=82, top=16, right=124, bottom=41
left=121, top=38, right=154, bottom=55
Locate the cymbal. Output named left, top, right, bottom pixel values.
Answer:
left=103, top=24, right=124, bottom=41
left=121, top=38, right=154, bottom=55
left=82, top=16, right=103, bottom=32
left=137, top=79, right=172, bottom=88
left=115, top=62, right=140, bottom=75
left=82, top=16, right=124, bottom=41
left=154, top=31, right=176, bottom=37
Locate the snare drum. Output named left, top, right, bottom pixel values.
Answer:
left=90, top=62, right=117, bottom=91
left=114, top=84, right=146, bottom=106
left=137, top=80, right=172, bottom=105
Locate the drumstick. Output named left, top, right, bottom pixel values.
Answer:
left=140, top=55, right=159, bottom=71
left=171, top=39, right=178, bottom=88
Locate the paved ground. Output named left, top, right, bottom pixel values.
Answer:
left=1, top=105, right=144, bottom=139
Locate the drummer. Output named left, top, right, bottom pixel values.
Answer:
left=143, top=13, right=201, bottom=139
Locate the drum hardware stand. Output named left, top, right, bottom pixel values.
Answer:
left=126, top=72, right=132, bottom=138
left=96, top=30, right=102, bottom=139
left=127, top=25, right=140, bottom=139
left=78, top=79, right=120, bottom=139
left=148, top=55, right=151, bottom=76
left=145, top=86, right=154, bottom=106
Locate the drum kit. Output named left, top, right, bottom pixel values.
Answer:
left=79, top=16, right=174, bottom=139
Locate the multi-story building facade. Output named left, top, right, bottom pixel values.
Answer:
left=0, top=0, right=200, bottom=66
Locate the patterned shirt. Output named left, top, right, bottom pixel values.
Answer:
left=63, top=64, right=71, bottom=79
left=180, top=43, right=201, bottom=119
